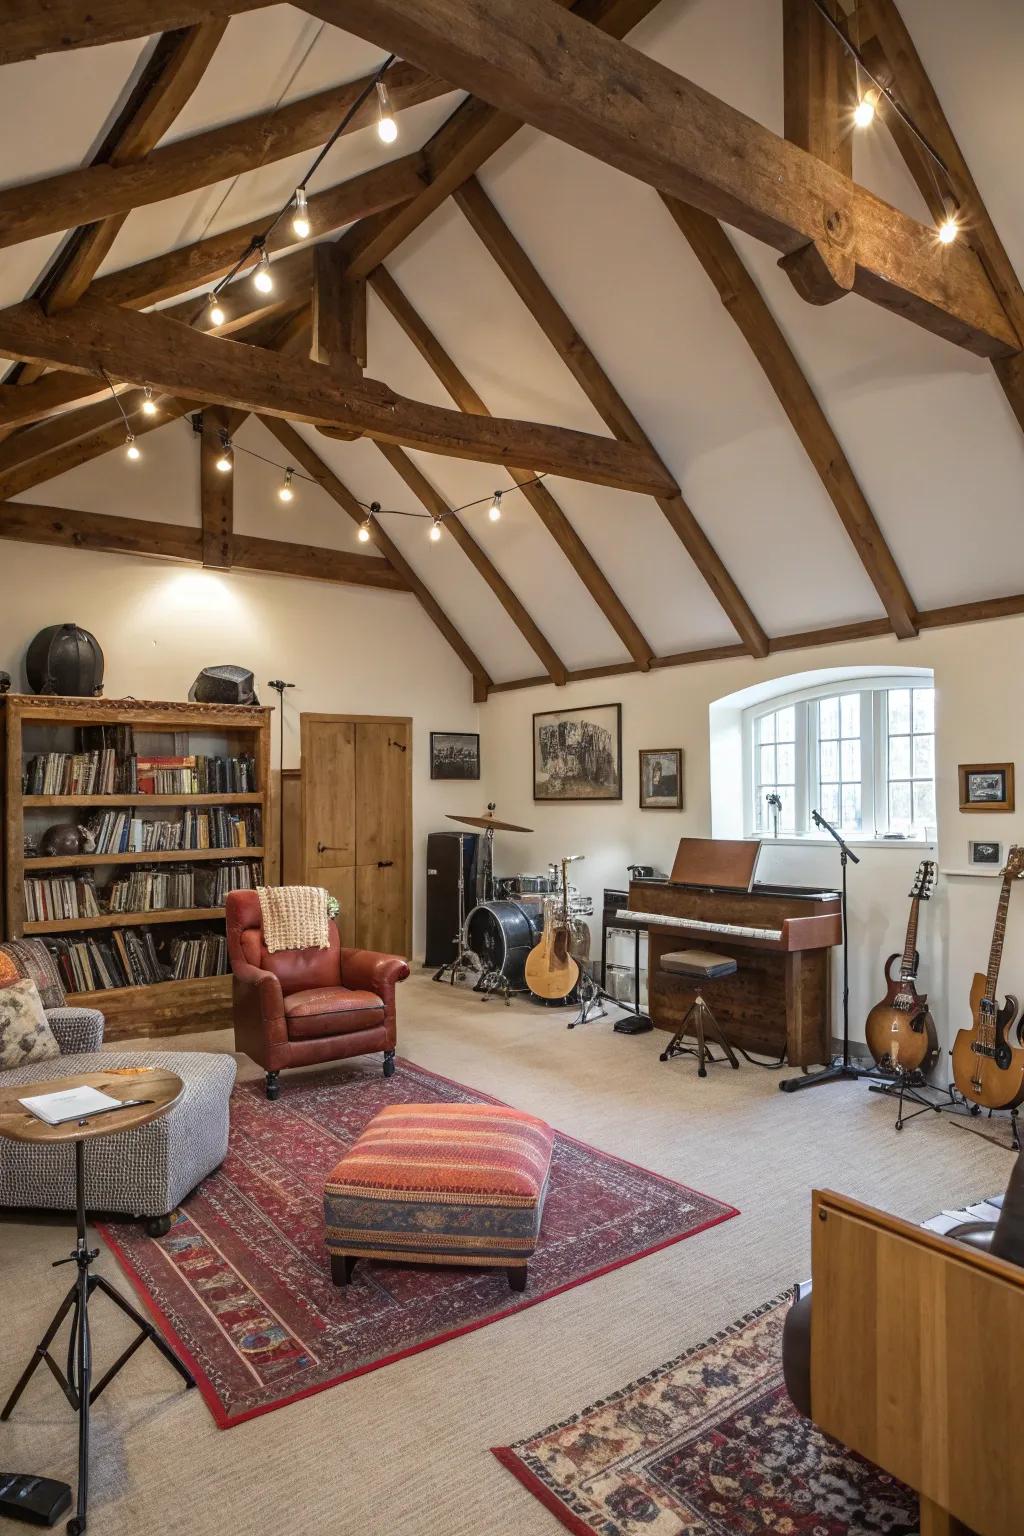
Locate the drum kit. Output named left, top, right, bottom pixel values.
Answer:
left=434, top=807, right=593, bottom=1005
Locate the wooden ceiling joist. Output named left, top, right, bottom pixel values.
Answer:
left=373, top=440, right=569, bottom=685
left=0, top=60, right=447, bottom=250
left=0, top=393, right=196, bottom=502
left=313, top=0, right=1018, bottom=359
left=662, top=197, right=919, bottom=641
left=452, top=177, right=770, bottom=659
left=260, top=417, right=493, bottom=698
left=0, top=0, right=267, bottom=65
left=369, top=267, right=656, bottom=671
left=0, top=298, right=673, bottom=494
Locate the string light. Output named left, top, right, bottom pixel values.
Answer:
left=278, top=468, right=295, bottom=503
left=853, top=88, right=877, bottom=129
left=938, top=198, right=960, bottom=244
left=125, top=431, right=140, bottom=461
left=215, top=433, right=233, bottom=473
left=357, top=521, right=372, bottom=542
left=207, top=297, right=226, bottom=328
left=253, top=247, right=274, bottom=294
left=429, top=518, right=442, bottom=542
left=141, top=387, right=157, bottom=416
left=291, top=187, right=310, bottom=240
left=376, top=79, right=398, bottom=143
left=488, top=491, right=502, bottom=522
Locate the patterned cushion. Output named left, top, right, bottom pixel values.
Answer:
left=0, top=978, right=60, bottom=1071
left=0, top=938, right=67, bottom=1010
left=324, top=1102, right=554, bottom=1269
left=0, top=951, right=17, bottom=988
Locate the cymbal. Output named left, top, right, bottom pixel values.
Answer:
left=446, top=813, right=534, bottom=833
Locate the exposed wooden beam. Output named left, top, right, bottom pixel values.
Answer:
left=0, top=298, right=673, bottom=494
left=0, top=0, right=267, bottom=63
left=311, top=0, right=1018, bottom=358
left=199, top=407, right=233, bottom=569
left=0, top=501, right=407, bottom=590
left=374, top=440, right=569, bottom=685
left=782, top=0, right=854, bottom=176
left=452, top=176, right=770, bottom=658
left=662, top=196, right=919, bottom=640
left=0, top=61, right=447, bottom=249
left=0, top=394, right=197, bottom=501
left=369, top=266, right=655, bottom=670
left=259, top=417, right=492, bottom=697
left=311, top=247, right=366, bottom=375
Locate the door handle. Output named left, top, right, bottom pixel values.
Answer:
left=317, top=842, right=347, bottom=854
left=377, top=859, right=394, bottom=869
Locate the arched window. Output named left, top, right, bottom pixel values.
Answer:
left=742, top=673, right=935, bottom=841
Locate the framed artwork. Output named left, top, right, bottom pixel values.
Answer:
left=533, top=703, right=622, bottom=801
left=639, top=748, right=683, bottom=809
left=969, top=839, right=1002, bottom=867
left=958, top=762, right=1015, bottom=813
left=430, top=731, right=480, bottom=781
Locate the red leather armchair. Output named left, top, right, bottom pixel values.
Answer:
left=225, top=890, right=410, bottom=1099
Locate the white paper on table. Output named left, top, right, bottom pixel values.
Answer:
left=18, top=1085, right=123, bottom=1125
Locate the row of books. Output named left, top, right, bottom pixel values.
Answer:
left=22, top=750, right=259, bottom=798
left=106, top=859, right=263, bottom=913
left=87, top=806, right=262, bottom=854
left=46, top=928, right=164, bottom=992
left=24, top=749, right=121, bottom=796
left=24, top=875, right=102, bottom=923
left=169, top=932, right=228, bottom=981
left=133, top=754, right=258, bottom=795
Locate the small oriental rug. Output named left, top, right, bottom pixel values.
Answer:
left=494, top=1296, right=917, bottom=1536
left=99, top=1060, right=737, bottom=1428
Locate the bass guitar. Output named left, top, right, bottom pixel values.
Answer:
left=525, top=855, right=582, bottom=1001
left=951, top=844, right=1024, bottom=1111
left=865, top=859, right=938, bottom=1075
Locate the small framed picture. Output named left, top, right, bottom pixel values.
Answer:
left=430, top=732, right=480, bottom=781
left=639, top=748, right=683, bottom=810
left=969, top=840, right=1002, bottom=867
left=959, top=762, right=1015, bottom=813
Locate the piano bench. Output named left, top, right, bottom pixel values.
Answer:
left=661, top=949, right=738, bottom=980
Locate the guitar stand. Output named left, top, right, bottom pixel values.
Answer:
left=944, top=1084, right=1022, bottom=1152
left=868, top=1070, right=949, bottom=1132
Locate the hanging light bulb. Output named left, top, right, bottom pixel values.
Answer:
left=853, top=88, right=877, bottom=129
left=376, top=78, right=398, bottom=144
left=141, top=386, right=157, bottom=417
left=253, top=248, right=274, bottom=294
left=937, top=197, right=960, bottom=244
left=488, top=491, right=502, bottom=523
left=429, top=517, right=442, bottom=542
left=357, top=520, right=372, bottom=543
left=207, top=296, right=226, bottom=328
left=278, top=467, right=295, bottom=503
left=215, top=435, right=233, bottom=473
left=291, top=186, right=311, bottom=240
left=125, top=431, right=140, bottom=462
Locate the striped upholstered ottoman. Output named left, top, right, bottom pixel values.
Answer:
left=323, top=1102, right=554, bottom=1292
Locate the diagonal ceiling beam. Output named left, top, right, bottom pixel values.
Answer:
left=452, top=176, right=770, bottom=657
left=308, top=0, right=1018, bottom=359
left=374, top=440, right=569, bottom=684
left=370, top=266, right=655, bottom=670
left=0, top=298, right=674, bottom=494
left=662, top=196, right=919, bottom=640
left=261, top=416, right=492, bottom=697
left=0, top=60, right=448, bottom=251
left=0, top=0, right=269, bottom=63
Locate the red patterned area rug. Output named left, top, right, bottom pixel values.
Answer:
left=494, top=1296, right=918, bottom=1536
left=99, top=1059, right=737, bottom=1428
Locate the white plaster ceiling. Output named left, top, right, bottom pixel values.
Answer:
left=3, top=0, right=1024, bottom=681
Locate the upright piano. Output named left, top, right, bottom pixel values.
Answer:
left=620, top=838, right=841, bottom=1067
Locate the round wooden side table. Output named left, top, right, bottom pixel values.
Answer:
left=0, top=1067, right=194, bottom=1535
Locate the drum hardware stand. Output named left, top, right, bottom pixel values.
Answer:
left=474, top=965, right=516, bottom=1006
left=432, top=832, right=479, bottom=987
left=868, top=1068, right=949, bottom=1131
left=566, top=968, right=609, bottom=1028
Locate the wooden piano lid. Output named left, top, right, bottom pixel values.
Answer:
left=669, top=837, right=762, bottom=891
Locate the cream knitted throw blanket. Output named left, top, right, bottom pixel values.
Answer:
left=256, top=885, right=330, bottom=952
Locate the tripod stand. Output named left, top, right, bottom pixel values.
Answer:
left=433, top=832, right=479, bottom=986
left=779, top=810, right=879, bottom=1094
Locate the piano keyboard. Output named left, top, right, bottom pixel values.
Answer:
left=615, top=909, right=783, bottom=943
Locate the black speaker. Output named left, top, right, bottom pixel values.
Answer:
left=188, top=665, right=259, bottom=706
left=424, top=831, right=479, bottom=966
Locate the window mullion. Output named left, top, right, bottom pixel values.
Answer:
left=799, top=702, right=813, bottom=833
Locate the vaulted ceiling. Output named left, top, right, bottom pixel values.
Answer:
left=1, top=0, right=1022, bottom=697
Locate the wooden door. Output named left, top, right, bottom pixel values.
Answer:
left=300, top=714, right=411, bottom=956
left=355, top=720, right=409, bottom=955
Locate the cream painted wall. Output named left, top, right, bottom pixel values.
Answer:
left=0, top=542, right=480, bottom=956
left=478, top=616, right=1024, bottom=1068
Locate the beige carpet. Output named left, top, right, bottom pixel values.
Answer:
left=0, top=971, right=1013, bottom=1535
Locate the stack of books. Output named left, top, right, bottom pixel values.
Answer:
left=24, top=874, right=101, bottom=922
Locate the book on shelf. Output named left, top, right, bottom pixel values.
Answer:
left=24, top=873, right=101, bottom=923
left=45, top=925, right=228, bottom=993
left=132, top=754, right=257, bottom=795
left=84, top=805, right=262, bottom=854
left=23, top=746, right=257, bottom=799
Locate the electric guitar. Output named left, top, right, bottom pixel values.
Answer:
left=865, top=860, right=938, bottom=1075
left=525, top=856, right=581, bottom=1001
left=951, top=844, right=1024, bottom=1111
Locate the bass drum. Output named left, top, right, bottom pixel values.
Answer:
left=464, top=899, right=544, bottom=991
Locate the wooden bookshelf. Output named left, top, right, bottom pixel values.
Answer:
left=2, top=694, right=270, bottom=1037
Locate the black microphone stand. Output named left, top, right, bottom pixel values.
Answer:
left=267, top=679, right=295, bottom=883
left=779, top=810, right=877, bottom=1092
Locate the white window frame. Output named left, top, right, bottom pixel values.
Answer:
left=742, top=674, right=936, bottom=844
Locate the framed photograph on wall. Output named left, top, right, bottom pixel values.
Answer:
left=639, top=748, right=683, bottom=809
left=958, top=762, right=1015, bottom=812
left=533, top=703, right=622, bottom=801
left=430, top=732, right=480, bottom=781
left=969, top=840, right=1003, bottom=867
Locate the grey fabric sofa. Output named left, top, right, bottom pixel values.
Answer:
left=0, top=1007, right=236, bottom=1236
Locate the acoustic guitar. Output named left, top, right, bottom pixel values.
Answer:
left=951, top=844, right=1024, bottom=1112
left=525, top=856, right=581, bottom=1001
left=865, top=860, right=938, bottom=1075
